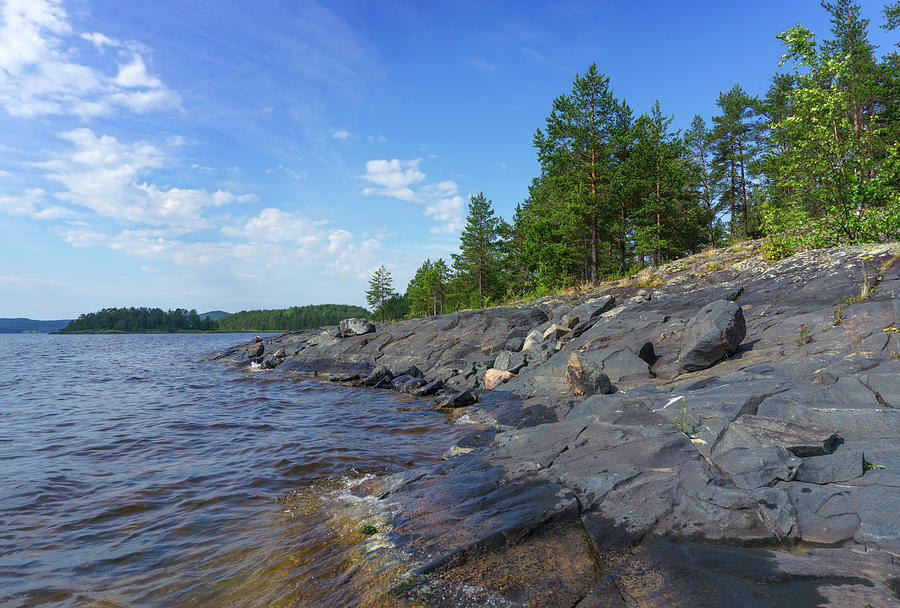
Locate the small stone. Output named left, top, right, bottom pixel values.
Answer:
left=435, top=390, right=478, bottom=408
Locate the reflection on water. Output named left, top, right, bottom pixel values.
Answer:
left=0, top=334, right=464, bottom=607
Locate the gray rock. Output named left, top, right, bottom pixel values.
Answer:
left=401, top=378, right=428, bottom=393
left=362, top=365, right=393, bottom=386
left=794, top=450, right=864, bottom=484
left=543, top=323, right=571, bottom=341
left=678, top=299, right=746, bottom=371
left=585, top=540, right=900, bottom=608
left=713, top=415, right=842, bottom=458
left=569, top=295, right=616, bottom=322
left=395, top=364, right=423, bottom=378
left=411, top=380, right=443, bottom=397
left=504, top=327, right=529, bottom=352
left=522, top=328, right=546, bottom=352
left=493, top=350, right=527, bottom=373
left=339, top=317, right=375, bottom=337
left=435, top=390, right=478, bottom=408
left=560, top=313, right=579, bottom=329
left=713, top=446, right=800, bottom=489
left=566, top=351, right=612, bottom=396
left=579, top=347, right=651, bottom=384
left=754, top=404, right=900, bottom=441
left=246, top=341, right=264, bottom=358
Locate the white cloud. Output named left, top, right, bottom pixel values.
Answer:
left=361, top=158, right=465, bottom=233
left=19, top=128, right=254, bottom=230
left=367, top=135, right=388, bottom=143
left=361, top=158, right=425, bottom=202
left=61, top=213, right=382, bottom=280
left=331, top=129, right=351, bottom=141
left=222, top=207, right=326, bottom=246
left=0, top=0, right=181, bottom=118
left=114, top=54, right=161, bottom=88
left=425, top=196, right=465, bottom=233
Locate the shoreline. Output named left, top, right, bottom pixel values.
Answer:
left=214, top=240, right=900, bottom=606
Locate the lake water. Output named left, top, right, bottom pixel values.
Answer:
left=0, top=333, right=466, bottom=607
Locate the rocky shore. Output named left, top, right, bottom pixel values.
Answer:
left=212, top=241, right=900, bottom=607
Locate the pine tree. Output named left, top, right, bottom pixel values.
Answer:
left=534, top=63, right=619, bottom=285
left=452, top=193, right=501, bottom=306
left=366, top=265, right=395, bottom=323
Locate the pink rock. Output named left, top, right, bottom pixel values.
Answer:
left=484, top=368, right=515, bottom=390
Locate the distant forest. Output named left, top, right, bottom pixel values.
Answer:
left=217, top=305, right=369, bottom=331
left=57, top=304, right=370, bottom=333
left=366, top=1, right=900, bottom=320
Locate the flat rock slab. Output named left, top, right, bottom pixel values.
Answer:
left=577, top=541, right=900, bottom=608
left=713, top=446, right=800, bottom=489
left=755, top=404, right=900, bottom=441
left=713, top=414, right=842, bottom=458
left=794, top=450, right=864, bottom=484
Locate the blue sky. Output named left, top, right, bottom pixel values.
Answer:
left=1, top=0, right=896, bottom=318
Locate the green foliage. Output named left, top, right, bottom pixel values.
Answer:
left=217, top=304, right=369, bottom=331
left=59, top=307, right=215, bottom=333
left=673, top=400, right=691, bottom=435
left=406, top=258, right=451, bottom=317
left=451, top=193, right=506, bottom=307
left=796, top=323, right=811, bottom=346
left=366, top=265, right=397, bottom=323
left=360, top=524, right=379, bottom=535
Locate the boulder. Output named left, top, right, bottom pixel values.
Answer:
left=566, top=351, right=612, bottom=396
left=560, top=313, right=579, bottom=329
left=569, top=295, right=616, bottom=322
left=493, top=350, right=527, bottom=373
left=395, top=364, right=424, bottom=378
left=435, top=390, right=478, bottom=408
left=484, top=368, right=515, bottom=390
left=543, top=323, right=571, bottom=342
left=411, top=380, right=443, bottom=397
left=362, top=365, right=393, bottom=386
left=678, top=299, right=746, bottom=372
left=504, top=327, right=529, bottom=352
left=401, top=378, right=428, bottom=393
left=522, top=327, right=547, bottom=352
left=246, top=341, right=264, bottom=358
left=339, top=317, right=375, bottom=338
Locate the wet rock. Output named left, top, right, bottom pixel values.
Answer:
left=339, top=317, right=375, bottom=337
left=411, top=379, right=443, bottom=397
left=261, top=354, right=281, bottom=369
left=484, top=368, right=515, bottom=390
left=362, top=365, right=393, bottom=386
left=678, top=299, right=746, bottom=372
left=246, top=341, right=264, bottom=358
left=794, top=450, right=864, bottom=485
left=566, top=351, right=611, bottom=396
left=401, top=378, right=428, bottom=393
left=435, top=390, right=478, bottom=408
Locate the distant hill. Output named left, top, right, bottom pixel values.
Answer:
left=200, top=310, right=231, bottom=321
left=0, top=318, right=72, bottom=333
